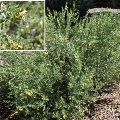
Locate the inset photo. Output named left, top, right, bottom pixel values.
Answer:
left=0, top=1, right=44, bottom=50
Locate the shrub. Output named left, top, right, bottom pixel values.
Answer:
left=46, top=0, right=95, bottom=16
left=73, top=12, right=120, bottom=81
left=0, top=6, right=120, bottom=120
left=0, top=1, right=44, bottom=50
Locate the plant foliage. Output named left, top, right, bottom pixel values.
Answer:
left=0, top=1, right=44, bottom=50
left=0, top=5, right=120, bottom=120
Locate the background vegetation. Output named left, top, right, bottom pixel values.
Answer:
left=0, top=5, right=120, bottom=119
left=46, top=0, right=120, bottom=17
left=0, top=1, right=44, bottom=50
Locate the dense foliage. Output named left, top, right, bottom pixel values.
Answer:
left=0, top=6, right=120, bottom=120
left=0, top=1, right=44, bottom=50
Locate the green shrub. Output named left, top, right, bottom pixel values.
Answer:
left=46, top=0, right=95, bottom=16
left=0, top=1, right=44, bottom=50
left=73, top=12, right=120, bottom=81
left=0, top=6, right=120, bottom=120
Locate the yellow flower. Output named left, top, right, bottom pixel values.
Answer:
left=16, top=10, right=27, bottom=18
left=9, top=40, right=13, bottom=46
left=1, top=44, right=6, bottom=49
left=44, top=52, right=48, bottom=55
left=115, top=31, right=120, bottom=38
left=18, top=45, right=23, bottom=50
left=26, top=90, right=33, bottom=96
left=115, top=34, right=120, bottom=37
left=13, top=44, right=18, bottom=49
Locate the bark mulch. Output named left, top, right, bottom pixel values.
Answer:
left=83, top=82, right=120, bottom=120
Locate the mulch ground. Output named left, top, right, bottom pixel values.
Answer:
left=83, top=82, right=120, bottom=120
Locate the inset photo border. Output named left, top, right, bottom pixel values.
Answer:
left=0, top=1, right=45, bottom=51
